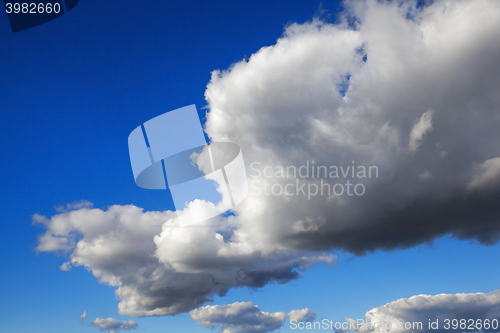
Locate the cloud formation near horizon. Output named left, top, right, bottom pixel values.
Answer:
left=33, top=203, right=332, bottom=316
left=190, top=301, right=316, bottom=333
left=339, top=290, right=500, bottom=333
left=90, top=317, right=137, bottom=333
left=34, top=0, right=500, bottom=317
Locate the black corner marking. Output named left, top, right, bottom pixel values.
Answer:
left=63, top=0, right=78, bottom=12
left=4, top=0, right=80, bottom=33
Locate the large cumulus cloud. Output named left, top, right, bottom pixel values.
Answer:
left=339, top=290, right=500, bottom=333
left=204, top=0, right=500, bottom=254
left=34, top=0, right=500, bottom=318
left=34, top=202, right=332, bottom=316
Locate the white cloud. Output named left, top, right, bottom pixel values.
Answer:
left=80, top=310, right=86, bottom=324
left=468, top=157, right=500, bottom=191
left=339, top=290, right=500, bottom=333
left=204, top=0, right=500, bottom=253
left=55, top=200, right=93, bottom=213
left=90, top=318, right=137, bottom=333
left=60, top=261, right=72, bottom=271
left=34, top=204, right=333, bottom=316
left=409, top=110, right=434, bottom=152
left=288, top=308, right=317, bottom=323
left=190, top=301, right=315, bottom=333
left=35, top=0, right=500, bottom=317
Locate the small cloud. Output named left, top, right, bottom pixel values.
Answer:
left=409, top=110, right=434, bottom=152
left=79, top=310, right=86, bottom=324
left=190, top=301, right=315, bottom=333
left=468, top=157, right=500, bottom=191
left=31, top=213, right=49, bottom=226
left=60, top=261, right=72, bottom=271
left=54, top=200, right=93, bottom=213
left=90, top=318, right=137, bottom=332
left=418, top=170, right=432, bottom=180
left=288, top=308, right=316, bottom=322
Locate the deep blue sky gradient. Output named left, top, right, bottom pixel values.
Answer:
left=0, top=1, right=343, bottom=331
left=1, top=1, right=499, bottom=332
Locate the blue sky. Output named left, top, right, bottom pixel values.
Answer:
left=2, top=1, right=500, bottom=332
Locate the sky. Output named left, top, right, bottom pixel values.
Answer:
left=1, top=0, right=500, bottom=332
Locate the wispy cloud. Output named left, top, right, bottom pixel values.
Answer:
left=90, top=318, right=137, bottom=333
left=409, top=110, right=433, bottom=152
left=80, top=310, right=86, bottom=324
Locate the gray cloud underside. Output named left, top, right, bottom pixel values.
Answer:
left=340, top=290, right=500, bottom=333
left=190, top=301, right=316, bottom=333
left=90, top=317, right=137, bottom=332
left=204, top=0, right=500, bottom=255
